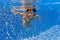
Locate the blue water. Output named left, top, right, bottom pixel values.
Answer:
left=0, top=0, right=60, bottom=40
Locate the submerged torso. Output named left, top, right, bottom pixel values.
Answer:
left=23, top=14, right=36, bottom=22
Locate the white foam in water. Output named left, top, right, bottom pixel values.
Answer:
left=23, top=25, right=60, bottom=40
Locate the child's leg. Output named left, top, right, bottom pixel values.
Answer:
left=22, top=19, right=26, bottom=27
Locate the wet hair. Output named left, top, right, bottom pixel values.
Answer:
left=33, top=8, right=36, bottom=12
left=26, top=8, right=36, bottom=12
left=26, top=8, right=30, bottom=12
left=33, top=5, right=36, bottom=12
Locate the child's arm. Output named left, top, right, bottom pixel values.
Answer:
left=14, top=12, right=25, bottom=15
